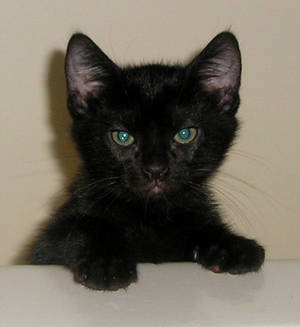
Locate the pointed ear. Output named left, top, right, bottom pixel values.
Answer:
left=187, top=32, right=241, bottom=114
left=65, top=33, right=120, bottom=118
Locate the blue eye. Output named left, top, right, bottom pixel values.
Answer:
left=118, top=131, right=129, bottom=143
left=112, top=131, right=134, bottom=146
left=174, top=127, right=197, bottom=144
left=179, top=128, right=191, bottom=140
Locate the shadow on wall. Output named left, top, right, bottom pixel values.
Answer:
left=48, top=50, right=80, bottom=187
left=13, top=51, right=81, bottom=264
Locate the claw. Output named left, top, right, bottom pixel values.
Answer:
left=210, top=265, right=222, bottom=273
left=193, top=246, right=199, bottom=261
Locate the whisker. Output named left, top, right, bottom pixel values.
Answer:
left=218, top=170, right=284, bottom=209
left=84, top=186, right=118, bottom=213
left=187, top=178, right=258, bottom=234
left=231, top=149, right=270, bottom=167
left=74, top=176, right=121, bottom=196
left=143, top=194, right=150, bottom=219
left=102, top=192, right=120, bottom=216
left=161, top=192, right=172, bottom=222
left=209, top=181, right=257, bottom=233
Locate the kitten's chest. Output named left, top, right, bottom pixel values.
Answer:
left=128, top=221, right=188, bottom=263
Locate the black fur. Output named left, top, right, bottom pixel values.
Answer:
left=29, top=32, right=265, bottom=291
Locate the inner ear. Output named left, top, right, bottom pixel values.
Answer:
left=65, top=33, right=120, bottom=118
left=186, top=32, right=241, bottom=113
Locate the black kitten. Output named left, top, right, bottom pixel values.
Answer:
left=29, top=32, right=265, bottom=291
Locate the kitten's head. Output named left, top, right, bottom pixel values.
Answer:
left=65, top=32, right=241, bottom=202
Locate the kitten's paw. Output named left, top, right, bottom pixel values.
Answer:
left=73, top=257, right=137, bottom=291
left=194, top=236, right=265, bottom=274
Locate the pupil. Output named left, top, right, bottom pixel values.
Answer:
left=119, top=132, right=129, bottom=143
left=180, top=129, right=190, bottom=139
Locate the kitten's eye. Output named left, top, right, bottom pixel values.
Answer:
left=112, top=131, right=135, bottom=146
left=174, top=128, right=197, bottom=144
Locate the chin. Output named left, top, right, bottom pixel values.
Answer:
left=147, top=187, right=164, bottom=200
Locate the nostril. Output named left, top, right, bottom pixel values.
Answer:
left=143, top=166, right=169, bottom=180
left=142, top=168, right=153, bottom=180
left=159, top=167, right=169, bottom=178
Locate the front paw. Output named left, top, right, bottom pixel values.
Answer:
left=194, top=236, right=265, bottom=274
left=73, top=256, right=137, bottom=291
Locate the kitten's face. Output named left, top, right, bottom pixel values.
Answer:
left=104, top=68, right=203, bottom=198
left=65, top=33, right=241, bottom=202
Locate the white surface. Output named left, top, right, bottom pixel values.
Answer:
left=0, top=261, right=299, bottom=327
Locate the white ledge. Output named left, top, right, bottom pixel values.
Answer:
left=1, top=261, right=300, bottom=326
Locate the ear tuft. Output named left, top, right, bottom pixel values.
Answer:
left=65, top=33, right=118, bottom=117
left=188, top=32, right=241, bottom=113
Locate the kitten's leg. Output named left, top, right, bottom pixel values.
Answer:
left=69, top=219, right=137, bottom=291
left=191, top=224, right=265, bottom=274
left=29, top=203, right=137, bottom=291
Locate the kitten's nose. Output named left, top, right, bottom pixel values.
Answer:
left=143, top=165, right=169, bottom=180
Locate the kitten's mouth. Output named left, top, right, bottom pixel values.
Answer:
left=146, top=180, right=164, bottom=196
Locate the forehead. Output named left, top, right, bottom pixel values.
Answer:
left=118, top=65, right=201, bottom=129
left=123, top=64, right=184, bottom=98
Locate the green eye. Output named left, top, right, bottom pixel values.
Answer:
left=174, top=127, right=197, bottom=144
left=112, top=131, right=134, bottom=146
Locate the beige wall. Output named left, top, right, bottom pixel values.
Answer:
left=0, top=0, right=299, bottom=264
